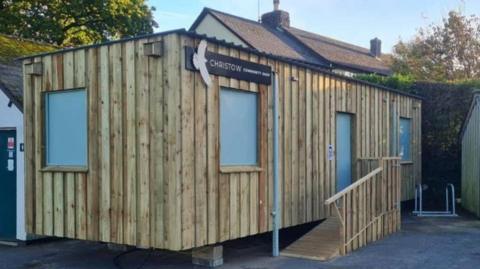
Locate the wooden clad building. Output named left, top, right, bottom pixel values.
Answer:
left=0, top=34, right=56, bottom=243
left=22, top=29, right=422, bottom=251
left=461, top=90, right=480, bottom=217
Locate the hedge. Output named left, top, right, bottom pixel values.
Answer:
left=356, top=74, right=480, bottom=205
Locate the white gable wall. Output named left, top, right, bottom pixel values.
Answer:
left=194, top=14, right=248, bottom=47
left=0, top=89, right=25, bottom=241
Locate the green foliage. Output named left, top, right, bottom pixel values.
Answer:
left=392, top=11, right=480, bottom=81
left=0, top=0, right=158, bottom=46
left=384, top=9, right=480, bottom=197
left=414, top=82, right=475, bottom=185
left=412, top=81, right=480, bottom=204
left=456, top=79, right=480, bottom=89
left=354, top=73, right=415, bottom=92
left=356, top=74, right=480, bottom=196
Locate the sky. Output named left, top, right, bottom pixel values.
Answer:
left=147, top=0, right=480, bottom=53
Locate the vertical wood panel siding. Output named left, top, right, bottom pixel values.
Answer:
left=461, top=97, right=480, bottom=217
left=24, top=32, right=421, bottom=251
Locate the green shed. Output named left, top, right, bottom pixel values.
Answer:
left=461, top=89, right=480, bottom=217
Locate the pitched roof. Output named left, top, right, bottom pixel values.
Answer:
left=204, top=9, right=325, bottom=65
left=0, top=62, right=23, bottom=111
left=191, top=8, right=391, bottom=75
left=460, top=89, right=480, bottom=141
left=284, top=27, right=391, bottom=75
left=0, top=34, right=57, bottom=111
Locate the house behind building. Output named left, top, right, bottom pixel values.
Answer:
left=190, top=2, right=391, bottom=77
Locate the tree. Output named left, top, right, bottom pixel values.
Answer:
left=392, top=11, right=480, bottom=81
left=0, top=0, right=158, bottom=46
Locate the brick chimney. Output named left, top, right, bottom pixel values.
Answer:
left=274, top=0, right=280, bottom=10
left=370, top=38, right=382, bottom=57
left=261, top=0, right=290, bottom=28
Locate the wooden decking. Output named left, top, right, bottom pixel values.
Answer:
left=281, top=216, right=341, bottom=261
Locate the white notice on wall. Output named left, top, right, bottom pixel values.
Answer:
left=328, top=144, right=334, bottom=161
left=7, top=159, right=14, bottom=171
left=7, top=137, right=14, bottom=149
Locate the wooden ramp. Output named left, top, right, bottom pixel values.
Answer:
left=281, top=158, right=402, bottom=261
left=281, top=216, right=341, bottom=261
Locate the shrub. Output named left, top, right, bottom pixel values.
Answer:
left=356, top=74, right=480, bottom=201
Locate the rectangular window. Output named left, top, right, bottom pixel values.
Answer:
left=220, top=88, right=258, bottom=166
left=390, top=104, right=398, bottom=156
left=399, top=117, right=411, bottom=161
left=45, top=89, right=87, bottom=167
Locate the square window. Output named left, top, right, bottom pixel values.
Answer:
left=220, top=88, right=258, bottom=166
left=45, top=89, right=87, bottom=167
left=399, top=118, right=411, bottom=161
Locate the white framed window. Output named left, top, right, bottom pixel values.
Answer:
left=390, top=104, right=398, bottom=156
left=220, top=87, right=258, bottom=166
left=399, top=117, right=411, bottom=161
left=44, top=89, right=87, bottom=167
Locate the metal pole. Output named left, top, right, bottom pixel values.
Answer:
left=272, top=71, right=280, bottom=257
left=419, top=184, right=423, bottom=215
left=414, top=185, right=418, bottom=212
left=449, top=184, right=456, bottom=215
left=445, top=186, right=449, bottom=213
left=413, top=183, right=458, bottom=217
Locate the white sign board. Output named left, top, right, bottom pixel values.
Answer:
left=7, top=137, right=14, bottom=149
left=7, top=159, right=14, bottom=171
left=328, top=144, right=334, bottom=161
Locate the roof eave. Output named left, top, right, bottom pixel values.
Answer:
left=189, top=8, right=209, bottom=31
left=17, top=28, right=189, bottom=61
left=280, top=26, right=392, bottom=76
left=0, top=84, right=22, bottom=113
left=459, top=91, right=480, bottom=142
left=190, top=8, right=255, bottom=49
left=330, top=61, right=392, bottom=76
left=16, top=29, right=421, bottom=100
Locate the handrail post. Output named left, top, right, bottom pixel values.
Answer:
left=381, top=159, right=386, bottom=216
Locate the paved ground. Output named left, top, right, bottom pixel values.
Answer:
left=1, top=213, right=480, bottom=269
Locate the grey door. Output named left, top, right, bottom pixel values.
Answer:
left=0, top=129, right=16, bottom=240
left=336, top=113, right=353, bottom=192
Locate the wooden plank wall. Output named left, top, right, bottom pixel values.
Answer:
left=327, top=158, right=402, bottom=256
left=399, top=95, right=422, bottom=201
left=356, top=94, right=422, bottom=202
left=461, top=96, right=480, bottom=217
left=24, top=32, right=422, bottom=251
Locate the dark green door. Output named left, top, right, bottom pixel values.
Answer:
left=0, top=130, right=16, bottom=240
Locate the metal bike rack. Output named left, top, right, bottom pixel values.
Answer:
left=412, top=183, right=458, bottom=217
